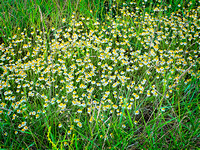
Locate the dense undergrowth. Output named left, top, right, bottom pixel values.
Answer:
left=0, top=0, right=200, bottom=149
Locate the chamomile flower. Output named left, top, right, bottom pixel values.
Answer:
left=161, top=107, right=165, bottom=112
left=62, top=18, right=66, bottom=23
left=23, top=126, right=28, bottom=130
left=77, top=109, right=82, bottom=113
left=77, top=122, right=82, bottom=128
left=135, top=110, right=139, bottom=115
left=67, top=130, right=71, bottom=135
left=58, top=123, right=62, bottom=128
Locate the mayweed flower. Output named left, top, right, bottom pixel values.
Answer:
left=122, top=124, right=126, bottom=128
left=134, top=121, right=138, bottom=124
left=62, top=18, right=66, bottom=23
left=58, top=123, right=62, bottom=128
left=135, top=110, right=139, bottom=115
left=166, top=93, right=169, bottom=98
left=113, top=105, right=118, bottom=109
left=127, top=104, right=132, bottom=110
left=161, top=107, right=165, bottom=112
left=21, top=122, right=26, bottom=127
left=64, top=142, right=67, bottom=146
left=74, top=119, right=80, bottom=123
left=77, top=122, right=82, bottom=128
left=130, top=97, right=134, bottom=101
left=36, top=114, right=39, bottom=119
left=77, top=109, right=82, bottom=113
left=23, top=126, right=28, bottom=130
left=67, top=130, right=71, bottom=135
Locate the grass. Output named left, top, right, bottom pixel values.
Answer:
left=0, top=0, right=200, bottom=149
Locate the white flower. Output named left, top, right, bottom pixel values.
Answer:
left=161, top=107, right=165, bottom=112
left=135, top=110, right=139, bottom=115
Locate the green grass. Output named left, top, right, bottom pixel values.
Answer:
left=0, top=0, right=200, bottom=149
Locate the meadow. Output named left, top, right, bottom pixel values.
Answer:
left=0, top=0, right=200, bottom=149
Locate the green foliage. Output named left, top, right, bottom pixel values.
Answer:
left=0, top=0, right=200, bottom=149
